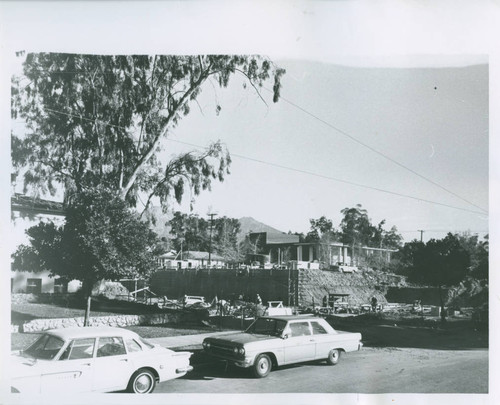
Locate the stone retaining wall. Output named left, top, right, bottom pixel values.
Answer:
left=22, top=312, right=180, bottom=333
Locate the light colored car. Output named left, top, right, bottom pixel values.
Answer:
left=202, top=315, right=362, bottom=378
left=183, top=295, right=209, bottom=307
left=11, top=326, right=192, bottom=394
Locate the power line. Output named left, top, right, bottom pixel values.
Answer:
left=39, top=106, right=488, bottom=216
left=168, top=139, right=487, bottom=216
left=262, top=87, right=488, bottom=214
left=17, top=67, right=487, bottom=214
left=400, top=229, right=488, bottom=233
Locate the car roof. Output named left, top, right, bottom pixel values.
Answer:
left=45, top=326, right=139, bottom=340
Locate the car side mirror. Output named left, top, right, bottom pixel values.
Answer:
left=282, top=333, right=289, bottom=340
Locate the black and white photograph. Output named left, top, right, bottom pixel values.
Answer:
left=0, top=1, right=498, bottom=404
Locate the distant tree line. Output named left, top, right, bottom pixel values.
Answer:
left=393, top=232, right=488, bottom=285
left=167, top=211, right=242, bottom=262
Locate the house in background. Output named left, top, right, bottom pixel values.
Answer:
left=248, top=232, right=351, bottom=269
left=248, top=231, right=396, bottom=269
left=157, top=250, right=226, bottom=269
left=10, top=194, right=82, bottom=294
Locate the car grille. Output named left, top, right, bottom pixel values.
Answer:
left=209, top=343, right=238, bottom=359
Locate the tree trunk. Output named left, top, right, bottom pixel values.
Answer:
left=84, top=294, right=92, bottom=326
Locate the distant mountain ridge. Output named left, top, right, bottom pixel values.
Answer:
left=237, top=217, right=284, bottom=242
left=144, top=209, right=285, bottom=243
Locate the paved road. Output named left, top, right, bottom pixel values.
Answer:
left=154, top=347, right=488, bottom=393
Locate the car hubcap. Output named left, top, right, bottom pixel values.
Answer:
left=259, top=359, right=269, bottom=373
left=331, top=351, right=338, bottom=361
left=135, top=374, right=152, bottom=393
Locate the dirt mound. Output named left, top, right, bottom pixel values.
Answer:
left=297, top=268, right=408, bottom=307
left=446, top=277, right=488, bottom=308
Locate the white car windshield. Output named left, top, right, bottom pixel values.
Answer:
left=246, top=318, right=287, bottom=337
left=23, top=334, right=65, bottom=360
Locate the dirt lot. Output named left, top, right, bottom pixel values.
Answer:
left=327, top=313, right=488, bottom=350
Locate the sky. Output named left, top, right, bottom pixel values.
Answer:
left=7, top=56, right=489, bottom=243
left=161, top=58, right=489, bottom=243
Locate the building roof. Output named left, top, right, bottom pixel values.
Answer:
left=184, top=251, right=225, bottom=261
left=250, top=232, right=300, bottom=245
left=361, top=246, right=399, bottom=252
left=157, top=251, right=178, bottom=259
left=11, top=194, right=65, bottom=216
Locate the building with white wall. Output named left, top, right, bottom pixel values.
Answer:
left=10, top=194, right=82, bottom=293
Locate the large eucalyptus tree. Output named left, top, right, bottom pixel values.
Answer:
left=12, top=53, right=285, bottom=211
left=11, top=53, right=285, bottom=323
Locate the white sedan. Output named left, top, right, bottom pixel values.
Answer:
left=11, top=326, right=192, bottom=394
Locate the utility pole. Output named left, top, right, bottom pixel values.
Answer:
left=418, top=230, right=425, bottom=242
left=207, top=212, right=217, bottom=265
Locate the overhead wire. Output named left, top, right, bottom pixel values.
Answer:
left=166, top=138, right=487, bottom=216
left=15, top=67, right=488, bottom=214
left=262, top=86, right=488, bottom=214
left=20, top=92, right=488, bottom=217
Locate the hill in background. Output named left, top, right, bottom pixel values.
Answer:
left=237, top=216, right=285, bottom=242
left=146, top=209, right=284, bottom=245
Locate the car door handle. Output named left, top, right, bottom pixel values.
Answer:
left=119, top=359, right=128, bottom=362
left=82, top=363, right=91, bottom=366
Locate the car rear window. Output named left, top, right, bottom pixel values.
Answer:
left=126, top=339, right=143, bottom=353
left=97, top=337, right=127, bottom=357
left=139, top=337, right=155, bottom=349
left=310, top=321, right=328, bottom=335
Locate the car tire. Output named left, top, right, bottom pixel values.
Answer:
left=127, top=369, right=157, bottom=394
left=253, top=354, right=272, bottom=378
left=326, top=349, right=341, bottom=365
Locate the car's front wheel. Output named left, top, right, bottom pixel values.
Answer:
left=253, top=354, right=272, bottom=378
left=127, top=369, right=157, bottom=393
left=326, top=349, right=341, bottom=365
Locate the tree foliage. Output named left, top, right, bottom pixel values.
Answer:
left=168, top=211, right=242, bottom=261
left=397, top=233, right=488, bottom=286
left=12, top=53, right=286, bottom=212
left=12, top=188, right=160, bottom=294
left=306, top=205, right=402, bottom=250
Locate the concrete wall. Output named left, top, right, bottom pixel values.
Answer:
left=150, top=268, right=292, bottom=305
left=150, top=268, right=400, bottom=308
left=22, top=312, right=180, bottom=333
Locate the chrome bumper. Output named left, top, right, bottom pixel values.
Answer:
left=176, top=365, right=193, bottom=374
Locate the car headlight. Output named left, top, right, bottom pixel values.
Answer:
left=203, top=341, right=210, bottom=349
left=233, top=346, right=245, bottom=355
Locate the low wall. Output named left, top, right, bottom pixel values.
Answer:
left=22, top=312, right=180, bottom=333
left=150, top=268, right=403, bottom=308
left=150, top=268, right=291, bottom=305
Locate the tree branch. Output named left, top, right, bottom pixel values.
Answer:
left=234, top=68, right=268, bottom=107
left=119, top=67, right=213, bottom=200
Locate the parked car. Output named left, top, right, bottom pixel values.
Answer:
left=182, top=295, right=210, bottom=307
left=11, top=326, right=193, bottom=394
left=202, top=315, right=362, bottom=378
left=265, top=301, right=293, bottom=316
